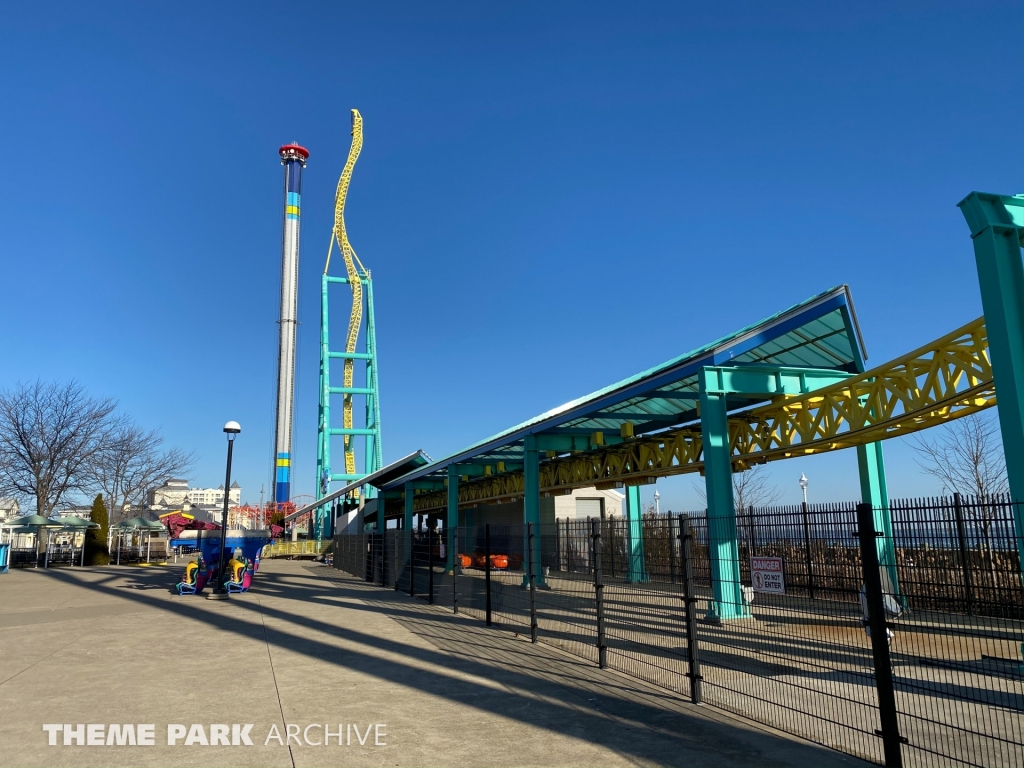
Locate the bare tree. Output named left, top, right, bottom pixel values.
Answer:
left=911, top=412, right=1008, bottom=498
left=693, top=464, right=782, bottom=511
left=912, top=411, right=1009, bottom=587
left=0, top=381, right=116, bottom=516
left=94, top=421, right=194, bottom=525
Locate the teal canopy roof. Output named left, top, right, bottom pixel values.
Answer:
left=383, top=285, right=866, bottom=488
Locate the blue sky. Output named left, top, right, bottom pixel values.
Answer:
left=0, top=1, right=1020, bottom=512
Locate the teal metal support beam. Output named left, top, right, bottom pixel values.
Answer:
left=404, top=482, right=414, bottom=579
left=452, top=464, right=493, bottom=478
left=700, top=363, right=901, bottom=609
left=624, top=485, right=648, bottom=583
left=857, top=441, right=900, bottom=596
left=329, top=428, right=377, bottom=436
left=959, top=191, right=1024, bottom=570
left=698, top=380, right=749, bottom=620
left=447, top=465, right=458, bottom=572
left=408, top=479, right=447, bottom=491
left=523, top=434, right=543, bottom=586
left=363, top=277, right=382, bottom=499
left=314, top=274, right=331, bottom=540
left=699, top=364, right=857, bottom=620
left=701, top=364, right=853, bottom=397
left=329, top=387, right=376, bottom=396
left=329, top=351, right=374, bottom=360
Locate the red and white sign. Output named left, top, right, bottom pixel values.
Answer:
left=750, top=557, right=785, bottom=594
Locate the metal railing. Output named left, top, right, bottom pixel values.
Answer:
left=263, top=540, right=331, bottom=558
left=332, top=497, right=1024, bottom=768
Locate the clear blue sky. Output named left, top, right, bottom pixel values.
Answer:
left=1, top=2, right=1020, bottom=512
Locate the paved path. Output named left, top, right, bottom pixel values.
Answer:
left=0, top=560, right=870, bottom=767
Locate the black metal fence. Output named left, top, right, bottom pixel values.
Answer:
left=334, top=496, right=1024, bottom=768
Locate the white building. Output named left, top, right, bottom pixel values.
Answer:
left=552, top=487, right=624, bottom=520
left=146, top=478, right=190, bottom=508
left=146, top=479, right=241, bottom=511
left=187, top=482, right=241, bottom=507
left=0, top=498, right=20, bottom=522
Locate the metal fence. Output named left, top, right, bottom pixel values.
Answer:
left=333, top=497, right=1024, bottom=768
left=264, top=540, right=332, bottom=558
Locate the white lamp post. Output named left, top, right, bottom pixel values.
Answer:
left=799, top=473, right=809, bottom=505
left=653, top=489, right=661, bottom=515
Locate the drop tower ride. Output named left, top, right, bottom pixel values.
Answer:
left=273, top=142, right=309, bottom=505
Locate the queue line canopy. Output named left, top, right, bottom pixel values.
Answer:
left=382, top=285, right=867, bottom=490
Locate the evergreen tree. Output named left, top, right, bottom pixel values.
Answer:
left=84, top=493, right=109, bottom=565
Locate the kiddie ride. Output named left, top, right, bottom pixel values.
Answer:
left=176, top=532, right=270, bottom=596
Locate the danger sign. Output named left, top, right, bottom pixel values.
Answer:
left=751, top=557, right=785, bottom=594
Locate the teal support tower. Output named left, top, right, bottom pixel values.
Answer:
left=314, top=269, right=383, bottom=539
left=959, top=192, right=1024, bottom=571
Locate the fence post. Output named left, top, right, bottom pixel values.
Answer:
left=802, top=500, right=815, bottom=600
left=554, top=520, right=561, bottom=573
left=669, top=515, right=679, bottom=584
left=380, top=532, right=387, bottom=587
left=453, top=528, right=459, bottom=614
left=592, top=518, right=607, bottom=668
left=528, top=522, right=537, bottom=643
left=953, top=493, right=974, bottom=616
left=485, top=524, right=492, bottom=626
left=856, top=502, right=904, bottom=768
left=428, top=529, right=434, bottom=605
left=679, top=514, right=703, bottom=705
left=409, top=531, right=416, bottom=598
left=608, top=519, right=617, bottom=578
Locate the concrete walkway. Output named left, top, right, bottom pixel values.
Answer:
left=0, top=561, right=871, bottom=767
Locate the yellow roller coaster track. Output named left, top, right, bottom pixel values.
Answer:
left=412, top=316, right=994, bottom=512
left=325, top=109, right=367, bottom=479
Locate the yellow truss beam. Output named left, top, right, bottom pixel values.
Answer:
left=412, top=317, right=993, bottom=512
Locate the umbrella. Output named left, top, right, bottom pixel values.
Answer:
left=116, top=516, right=164, bottom=530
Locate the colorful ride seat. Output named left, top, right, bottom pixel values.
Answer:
left=176, top=555, right=208, bottom=595
left=177, top=558, right=200, bottom=595
left=225, top=558, right=251, bottom=594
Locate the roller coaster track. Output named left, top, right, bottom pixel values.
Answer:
left=325, top=109, right=366, bottom=479
left=412, top=317, right=994, bottom=512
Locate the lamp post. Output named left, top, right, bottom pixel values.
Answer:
left=653, top=489, right=661, bottom=515
left=208, top=421, right=241, bottom=600
left=799, top=473, right=815, bottom=599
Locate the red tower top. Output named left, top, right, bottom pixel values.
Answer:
left=279, top=143, right=310, bottom=162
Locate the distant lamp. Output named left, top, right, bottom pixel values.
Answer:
left=799, top=473, right=809, bottom=505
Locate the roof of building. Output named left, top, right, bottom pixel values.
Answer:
left=382, top=285, right=866, bottom=490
